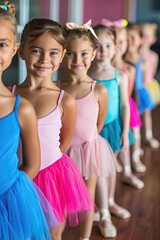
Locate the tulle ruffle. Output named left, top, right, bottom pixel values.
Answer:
left=145, top=79, right=160, bottom=105
left=66, top=135, right=117, bottom=179
left=34, top=154, right=94, bottom=227
left=0, top=171, right=53, bottom=240
left=100, top=119, right=135, bottom=152
left=129, top=97, right=142, bottom=128
left=136, top=87, right=156, bottom=114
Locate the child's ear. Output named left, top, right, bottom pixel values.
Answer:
left=18, top=45, right=25, bottom=60
left=12, top=43, right=20, bottom=56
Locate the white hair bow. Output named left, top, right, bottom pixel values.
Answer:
left=66, top=19, right=98, bottom=40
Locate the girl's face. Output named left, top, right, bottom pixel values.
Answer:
left=95, top=33, right=116, bottom=62
left=127, top=29, right=142, bottom=51
left=116, top=30, right=128, bottom=56
left=0, top=20, right=18, bottom=73
left=19, top=32, right=65, bottom=79
left=64, top=37, right=96, bottom=75
left=141, top=26, right=156, bottom=48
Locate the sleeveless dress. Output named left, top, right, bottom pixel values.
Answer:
left=143, top=51, right=160, bottom=104
left=0, top=95, right=52, bottom=240
left=134, top=58, right=156, bottom=114
left=94, top=69, right=134, bottom=152
left=121, top=63, right=142, bottom=128
left=65, top=81, right=118, bottom=179
left=11, top=87, right=93, bottom=227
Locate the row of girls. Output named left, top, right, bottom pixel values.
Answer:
left=1, top=1, right=160, bottom=240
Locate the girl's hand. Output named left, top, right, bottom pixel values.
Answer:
left=120, top=131, right=129, bottom=151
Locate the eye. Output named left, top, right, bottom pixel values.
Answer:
left=66, top=51, right=74, bottom=57
left=95, top=44, right=100, bottom=49
left=31, top=49, right=41, bottom=55
left=0, top=42, right=7, bottom=47
left=82, top=51, right=88, bottom=57
left=50, top=51, right=59, bottom=56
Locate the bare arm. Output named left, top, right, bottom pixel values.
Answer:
left=59, top=92, right=76, bottom=152
left=94, top=83, right=108, bottom=133
left=18, top=98, right=40, bottom=179
left=152, top=51, right=159, bottom=77
left=127, top=63, right=136, bottom=96
left=119, top=71, right=130, bottom=148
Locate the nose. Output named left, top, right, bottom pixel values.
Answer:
left=39, top=53, right=49, bottom=64
left=73, top=54, right=81, bottom=64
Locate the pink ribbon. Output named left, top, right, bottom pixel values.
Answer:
left=66, top=19, right=99, bottom=40
left=101, top=18, right=128, bottom=28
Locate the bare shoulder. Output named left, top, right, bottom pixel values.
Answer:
left=94, top=82, right=108, bottom=95
left=61, top=91, right=76, bottom=108
left=18, top=97, right=36, bottom=119
left=151, top=49, right=159, bottom=58
left=118, top=70, right=128, bottom=80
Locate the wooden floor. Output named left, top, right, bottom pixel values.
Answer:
left=62, top=106, right=160, bottom=240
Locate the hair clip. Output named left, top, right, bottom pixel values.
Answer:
left=66, top=19, right=99, bottom=40
left=101, top=19, right=128, bottom=28
left=0, top=4, right=8, bottom=11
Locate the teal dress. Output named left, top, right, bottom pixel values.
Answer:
left=94, top=69, right=134, bottom=152
left=0, top=95, right=56, bottom=240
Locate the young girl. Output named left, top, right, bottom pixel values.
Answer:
left=12, top=18, right=94, bottom=240
left=0, top=2, right=55, bottom=240
left=124, top=23, right=158, bottom=149
left=60, top=20, right=131, bottom=239
left=88, top=24, right=144, bottom=189
left=140, top=22, right=160, bottom=105
left=140, top=22, right=160, bottom=147
left=110, top=23, right=146, bottom=173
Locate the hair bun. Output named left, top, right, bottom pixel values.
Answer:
left=2, top=1, right=16, bottom=15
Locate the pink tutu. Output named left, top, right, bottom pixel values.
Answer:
left=129, top=97, right=142, bottom=128
left=66, top=135, right=118, bottom=179
left=34, top=154, right=94, bottom=227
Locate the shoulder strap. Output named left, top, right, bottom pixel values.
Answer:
left=12, top=84, right=16, bottom=94
left=91, top=81, right=97, bottom=91
left=57, top=90, right=64, bottom=106
left=114, top=69, right=119, bottom=78
left=14, top=95, right=21, bottom=112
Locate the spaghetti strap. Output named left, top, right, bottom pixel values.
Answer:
left=57, top=90, right=64, bottom=106
left=14, top=95, right=21, bottom=113
left=91, top=81, right=97, bottom=91
left=114, top=69, right=119, bottom=78
left=12, top=84, right=16, bottom=94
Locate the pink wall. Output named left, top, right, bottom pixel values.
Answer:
left=59, top=0, right=68, bottom=25
left=83, top=0, right=125, bottom=25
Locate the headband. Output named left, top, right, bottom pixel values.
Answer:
left=0, top=4, right=8, bottom=11
left=101, top=19, right=128, bottom=28
left=66, top=19, right=99, bottom=40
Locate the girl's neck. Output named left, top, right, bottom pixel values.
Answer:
left=140, top=46, right=150, bottom=57
left=20, top=75, right=54, bottom=90
left=125, top=50, right=140, bottom=62
left=112, top=54, right=124, bottom=70
left=66, top=73, right=91, bottom=84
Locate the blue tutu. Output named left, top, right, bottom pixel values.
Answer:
left=0, top=171, right=57, bottom=240
left=100, top=118, right=134, bottom=152
left=137, top=87, right=156, bottom=114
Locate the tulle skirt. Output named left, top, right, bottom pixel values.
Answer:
left=34, top=154, right=94, bottom=227
left=136, top=87, right=156, bottom=114
left=129, top=97, right=142, bottom=128
left=65, top=135, right=118, bottom=179
left=0, top=171, right=53, bottom=240
left=100, top=118, right=135, bottom=152
left=145, top=79, right=160, bottom=105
